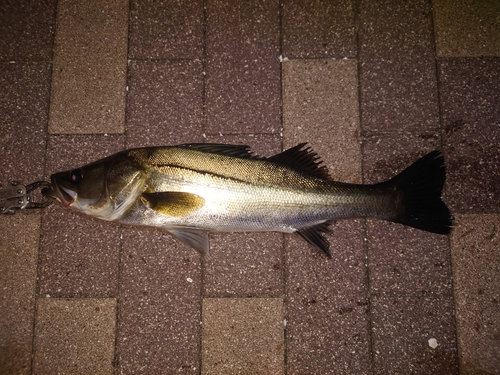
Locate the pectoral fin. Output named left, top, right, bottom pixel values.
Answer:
left=169, top=229, right=210, bottom=255
left=141, top=192, right=205, bottom=217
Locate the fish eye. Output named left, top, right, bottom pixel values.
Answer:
left=70, top=169, right=83, bottom=185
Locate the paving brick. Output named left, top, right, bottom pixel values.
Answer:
left=126, top=60, right=204, bottom=148
left=33, top=298, right=116, bottom=375
left=450, top=214, right=500, bottom=374
left=282, top=59, right=362, bottom=184
left=39, top=135, right=125, bottom=297
left=0, top=213, right=40, bottom=374
left=204, top=232, right=283, bottom=298
left=44, top=134, right=125, bottom=175
left=0, top=0, right=57, bottom=60
left=40, top=205, right=122, bottom=297
left=129, top=0, right=203, bottom=59
left=49, top=0, right=128, bottom=134
left=285, top=220, right=372, bottom=374
left=359, top=0, right=440, bottom=132
left=433, top=0, right=500, bottom=57
left=362, top=131, right=458, bottom=372
left=366, top=219, right=452, bottom=296
left=282, top=57, right=368, bottom=373
left=116, top=228, right=201, bottom=374
left=202, top=298, right=284, bottom=375
left=371, top=294, right=458, bottom=374
left=362, top=132, right=442, bottom=184
left=3, top=0, right=493, bottom=371
left=205, top=0, right=280, bottom=134
left=281, top=0, right=356, bottom=59
left=0, top=62, right=51, bottom=183
left=438, top=58, right=500, bottom=213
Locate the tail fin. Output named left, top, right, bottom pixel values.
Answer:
left=382, top=151, right=453, bottom=234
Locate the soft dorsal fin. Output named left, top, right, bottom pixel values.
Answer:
left=178, top=143, right=255, bottom=159
left=141, top=192, right=205, bottom=217
left=295, top=221, right=334, bottom=258
left=267, top=143, right=331, bottom=179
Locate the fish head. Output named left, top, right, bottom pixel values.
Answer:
left=43, top=152, right=146, bottom=220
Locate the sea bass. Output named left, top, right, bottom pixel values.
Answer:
left=42, top=143, right=453, bottom=257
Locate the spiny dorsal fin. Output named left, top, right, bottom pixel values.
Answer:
left=141, top=192, right=205, bottom=217
left=178, top=143, right=255, bottom=159
left=267, top=143, right=331, bottom=180
left=295, top=221, right=334, bottom=258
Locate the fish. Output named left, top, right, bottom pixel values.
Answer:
left=42, top=143, right=453, bottom=257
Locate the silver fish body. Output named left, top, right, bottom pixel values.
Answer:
left=43, top=143, right=453, bottom=257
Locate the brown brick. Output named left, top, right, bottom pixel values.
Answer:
left=434, top=0, right=500, bottom=57
left=451, top=214, right=500, bottom=374
left=49, top=0, right=128, bottom=134
left=202, top=298, right=284, bottom=375
left=33, top=298, right=116, bottom=375
left=282, top=59, right=362, bottom=184
left=0, top=213, right=40, bottom=374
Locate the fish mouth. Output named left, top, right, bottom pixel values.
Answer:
left=42, top=178, right=76, bottom=207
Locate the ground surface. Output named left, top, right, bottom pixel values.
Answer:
left=1, top=0, right=499, bottom=374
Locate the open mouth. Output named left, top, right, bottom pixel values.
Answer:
left=42, top=178, right=76, bottom=207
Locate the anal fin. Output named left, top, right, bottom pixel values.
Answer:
left=295, top=221, right=334, bottom=258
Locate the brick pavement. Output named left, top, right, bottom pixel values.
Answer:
left=1, top=0, right=499, bottom=373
